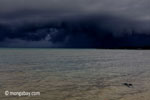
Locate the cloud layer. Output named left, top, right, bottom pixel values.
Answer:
left=0, top=0, right=150, bottom=48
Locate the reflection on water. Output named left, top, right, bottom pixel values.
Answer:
left=0, top=49, right=150, bottom=100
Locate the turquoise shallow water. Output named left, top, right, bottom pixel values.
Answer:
left=0, top=49, right=150, bottom=100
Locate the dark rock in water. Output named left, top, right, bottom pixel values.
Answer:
left=123, top=83, right=133, bottom=88
left=127, top=83, right=133, bottom=87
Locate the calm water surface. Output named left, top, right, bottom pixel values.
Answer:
left=0, top=49, right=150, bottom=100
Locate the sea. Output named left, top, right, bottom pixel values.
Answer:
left=0, top=48, right=150, bottom=100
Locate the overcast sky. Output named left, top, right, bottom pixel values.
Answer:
left=0, top=0, right=150, bottom=48
left=0, top=0, right=150, bottom=21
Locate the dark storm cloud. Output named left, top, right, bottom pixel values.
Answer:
left=0, top=0, right=150, bottom=48
left=1, top=0, right=150, bottom=21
